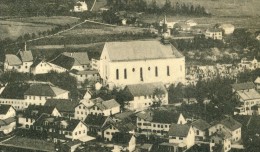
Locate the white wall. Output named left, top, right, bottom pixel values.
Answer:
left=0, top=106, right=15, bottom=120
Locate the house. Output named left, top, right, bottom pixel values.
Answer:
left=89, top=98, right=120, bottom=116
left=103, top=120, right=136, bottom=141
left=99, top=40, right=185, bottom=87
left=0, top=104, right=16, bottom=120
left=0, top=81, right=69, bottom=110
left=18, top=104, right=61, bottom=129
left=254, top=77, right=260, bottom=90
left=69, top=69, right=100, bottom=84
left=49, top=52, right=90, bottom=72
left=209, top=117, right=242, bottom=144
left=231, top=82, right=256, bottom=93
left=30, top=59, right=54, bottom=75
left=111, top=132, right=136, bottom=152
left=185, top=20, right=197, bottom=27
left=191, top=119, right=210, bottom=141
left=84, top=114, right=112, bottom=137
left=210, top=130, right=232, bottom=152
left=74, top=99, right=94, bottom=121
left=44, top=99, right=78, bottom=118
left=17, top=49, right=34, bottom=73
left=111, top=110, right=136, bottom=123
left=219, top=24, right=235, bottom=35
left=239, top=57, right=258, bottom=70
left=33, top=115, right=88, bottom=141
left=4, top=54, right=22, bottom=72
left=74, top=1, right=88, bottom=12
left=124, top=82, right=168, bottom=111
left=168, top=124, right=195, bottom=150
left=159, top=16, right=177, bottom=29
left=140, top=143, right=153, bottom=152
left=136, top=110, right=187, bottom=136
left=205, top=28, right=223, bottom=40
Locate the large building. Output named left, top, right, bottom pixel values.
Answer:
left=99, top=40, right=185, bottom=87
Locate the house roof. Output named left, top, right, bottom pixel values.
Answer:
left=94, top=99, right=120, bottom=111
left=5, top=54, right=22, bottom=66
left=231, top=82, right=255, bottom=91
left=18, top=50, right=33, bottom=62
left=207, top=28, right=222, bottom=33
left=70, top=69, right=99, bottom=75
left=136, top=110, right=182, bottom=124
left=211, top=130, right=232, bottom=140
left=125, top=82, right=167, bottom=97
left=255, top=77, right=260, bottom=84
left=0, top=117, right=16, bottom=126
left=113, top=110, right=135, bottom=120
left=44, top=99, right=78, bottom=112
left=50, top=54, right=75, bottom=70
left=111, top=132, right=134, bottom=145
left=26, top=105, right=56, bottom=116
left=104, top=40, right=183, bottom=62
left=62, top=52, right=90, bottom=65
left=24, top=83, right=68, bottom=97
left=0, top=82, right=30, bottom=99
left=31, top=58, right=43, bottom=68
left=168, top=124, right=191, bottom=137
left=236, top=89, right=260, bottom=100
left=84, top=114, right=108, bottom=127
left=191, top=119, right=210, bottom=131
left=110, top=120, right=136, bottom=133
left=220, top=117, right=242, bottom=131
left=0, top=105, right=12, bottom=115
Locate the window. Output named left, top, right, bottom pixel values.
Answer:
left=132, top=68, right=135, bottom=72
left=106, top=132, right=110, bottom=135
left=197, top=130, right=199, bottom=135
left=167, top=66, right=170, bottom=76
left=140, top=68, right=143, bottom=81
left=179, top=137, right=183, bottom=140
left=124, top=69, right=127, bottom=79
left=155, top=66, right=158, bottom=77
left=116, top=69, right=119, bottom=80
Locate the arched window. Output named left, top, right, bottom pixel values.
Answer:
left=124, top=69, right=127, bottom=79
left=116, top=69, right=119, bottom=80
left=155, top=66, right=158, bottom=77
left=167, top=66, right=170, bottom=76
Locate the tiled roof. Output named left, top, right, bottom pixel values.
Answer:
left=136, top=110, right=182, bottom=124
left=113, top=110, right=135, bottom=120
left=211, top=129, right=232, bottom=140
left=24, top=83, right=68, bottom=97
left=207, top=28, right=222, bottom=33
left=26, top=105, right=56, bottom=116
left=84, top=114, right=108, bottom=127
left=50, top=55, right=75, bottom=70
left=0, top=82, right=30, bottom=99
left=110, top=120, right=136, bottom=132
left=18, top=50, right=33, bottom=62
left=44, top=99, right=78, bottom=112
left=62, top=52, right=90, bottom=65
left=220, top=117, right=242, bottom=131
left=231, top=82, right=255, bottom=91
left=5, top=54, right=22, bottom=66
left=111, top=132, right=133, bottom=145
left=94, top=99, right=120, bottom=111
left=168, top=124, right=191, bottom=137
left=191, top=119, right=210, bottom=131
left=104, top=40, right=183, bottom=62
left=237, top=89, right=260, bottom=100
left=0, top=117, right=16, bottom=126
left=0, top=104, right=12, bottom=115
left=125, top=82, right=167, bottom=97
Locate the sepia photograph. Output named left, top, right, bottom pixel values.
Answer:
left=0, top=0, right=259, bottom=151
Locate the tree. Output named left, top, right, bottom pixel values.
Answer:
left=152, top=88, right=165, bottom=108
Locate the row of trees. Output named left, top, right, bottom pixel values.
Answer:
left=107, top=0, right=210, bottom=16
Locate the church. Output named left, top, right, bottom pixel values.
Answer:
left=99, top=40, right=185, bottom=87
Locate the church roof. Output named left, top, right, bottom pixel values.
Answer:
left=104, top=40, right=183, bottom=62
left=5, top=54, right=22, bottom=66
left=18, top=50, right=33, bottom=62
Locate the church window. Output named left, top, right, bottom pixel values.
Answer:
left=167, top=66, right=170, bottom=76
left=124, top=69, right=127, bottom=79
left=155, top=66, right=158, bottom=77
left=132, top=68, right=135, bottom=72
left=116, top=69, right=119, bottom=80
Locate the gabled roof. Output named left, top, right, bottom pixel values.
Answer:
left=109, top=120, right=136, bottom=133
left=211, top=130, right=232, bottom=140
left=62, top=52, right=90, bottom=65
left=26, top=105, right=56, bottom=116
left=168, top=124, right=191, bottom=137
left=255, top=77, right=260, bottom=84
left=113, top=110, right=135, bottom=120
left=24, top=83, right=68, bottom=97
left=231, top=82, right=255, bottom=91
left=220, top=117, right=242, bottom=131
left=5, top=54, right=22, bottom=66
left=84, top=114, right=108, bottom=127
left=236, top=89, right=260, bottom=100
left=191, top=119, right=210, bottom=131
left=0, top=105, right=13, bottom=115
left=0, top=82, right=30, bottom=99
left=94, top=99, right=120, bottom=111
left=70, top=69, right=99, bottom=75
left=18, top=50, right=33, bottom=62
left=50, top=55, right=75, bottom=70
left=125, top=82, right=167, bottom=97
left=111, top=132, right=134, bottom=145
left=207, top=28, right=222, bottom=33
left=136, top=110, right=182, bottom=124
left=44, top=99, right=78, bottom=112
left=103, top=40, right=183, bottom=62
left=0, top=117, right=16, bottom=126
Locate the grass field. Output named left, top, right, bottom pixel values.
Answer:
left=2, top=136, right=55, bottom=152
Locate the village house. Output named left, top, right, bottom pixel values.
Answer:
left=69, top=69, right=100, bottom=85
left=111, top=132, right=136, bottom=152
left=205, top=28, right=223, bottom=40
left=254, top=77, right=260, bottom=90
left=74, top=1, right=88, bottom=12
left=191, top=119, right=210, bottom=141
left=136, top=110, right=187, bottom=136
left=209, top=117, right=242, bottom=144
left=239, top=57, right=258, bottom=71
left=210, top=130, right=232, bottom=152
left=124, top=82, right=168, bottom=111
left=18, top=104, right=61, bottom=129
left=168, top=124, right=195, bottom=151
left=91, top=58, right=100, bottom=71
left=30, top=59, right=54, bottom=75
left=99, top=40, right=185, bottom=88
left=0, top=104, right=16, bottom=135
left=0, top=81, right=69, bottom=110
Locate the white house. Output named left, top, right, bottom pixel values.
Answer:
left=30, top=59, right=54, bottom=75
left=89, top=98, right=120, bottom=116
left=4, top=54, right=23, bottom=72
left=136, top=110, right=187, bottom=136
left=17, top=49, right=34, bottom=73
left=99, top=40, right=185, bottom=87
left=209, top=117, right=242, bottom=144
left=254, top=77, right=260, bottom=90
left=210, top=130, right=232, bottom=152
left=111, top=133, right=136, bottom=152
left=74, top=1, right=88, bottom=12
left=0, top=104, right=16, bottom=120
left=191, top=119, right=210, bottom=141
left=124, top=82, right=168, bottom=111
left=205, top=28, right=223, bottom=40
left=69, top=69, right=100, bottom=84
left=168, top=124, right=195, bottom=150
